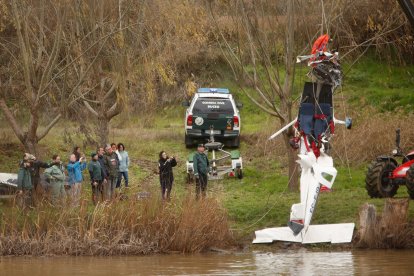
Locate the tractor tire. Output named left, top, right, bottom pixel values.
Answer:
left=365, top=160, right=398, bottom=198
left=185, top=134, right=193, bottom=148
left=406, top=164, right=414, bottom=199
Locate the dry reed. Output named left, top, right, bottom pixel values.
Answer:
left=241, top=111, right=414, bottom=169
left=0, top=195, right=233, bottom=256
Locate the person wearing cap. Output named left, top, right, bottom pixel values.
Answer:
left=67, top=153, right=87, bottom=206
left=16, top=153, right=35, bottom=209
left=193, top=144, right=210, bottom=199
left=88, top=152, right=104, bottom=205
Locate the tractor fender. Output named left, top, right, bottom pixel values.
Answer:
left=376, top=156, right=398, bottom=167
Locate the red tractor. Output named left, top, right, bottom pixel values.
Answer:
left=365, top=1, right=414, bottom=198
left=365, top=129, right=414, bottom=198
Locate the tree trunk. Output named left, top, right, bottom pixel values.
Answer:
left=24, top=139, right=37, bottom=156
left=97, top=116, right=109, bottom=146
left=283, top=0, right=297, bottom=191
left=357, top=199, right=410, bottom=248
left=283, top=131, right=299, bottom=191
left=357, top=203, right=377, bottom=247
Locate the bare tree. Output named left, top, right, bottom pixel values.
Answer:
left=65, top=0, right=130, bottom=145
left=0, top=1, right=64, bottom=155
left=0, top=1, right=119, bottom=154
left=210, top=0, right=300, bottom=190
left=82, top=73, right=127, bottom=146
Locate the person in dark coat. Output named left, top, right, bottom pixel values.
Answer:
left=103, top=144, right=119, bottom=200
left=97, top=146, right=108, bottom=179
left=27, top=154, right=53, bottom=195
left=17, top=153, right=35, bottom=209
left=193, top=144, right=209, bottom=199
left=88, top=153, right=104, bottom=205
left=158, top=151, right=177, bottom=201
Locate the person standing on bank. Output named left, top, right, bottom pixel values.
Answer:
left=116, top=143, right=129, bottom=189
left=29, top=156, right=54, bottom=195
left=17, top=153, right=35, bottom=209
left=88, top=153, right=104, bottom=204
left=103, top=144, right=119, bottom=200
left=158, top=151, right=177, bottom=201
left=67, top=153, right=87, bottom=206
left=97, top=146, right=108, bottom=179
left=44, top=155, right=66, bottom=204
left=193, top=144, right=209, bottom=199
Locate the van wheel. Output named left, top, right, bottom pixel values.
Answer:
left=231, top=136, right=240, bottom=148
left=185, top=135, right=193, bottom=148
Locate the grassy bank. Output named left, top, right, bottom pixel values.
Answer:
left=1, top=59, right=414, bottom=254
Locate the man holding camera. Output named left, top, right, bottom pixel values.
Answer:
left=17, top=153, right=36, bottom=208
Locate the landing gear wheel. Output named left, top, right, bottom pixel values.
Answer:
left=236, top=168, right=243, bottom=179
left=365, top=160, right=398, bottom=198
left=185, top=134, right=193, bottom=148
left=406, top=164, right=414, bottom=199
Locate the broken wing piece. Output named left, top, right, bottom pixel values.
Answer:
left=268, top=118, right=297, bottom=141
left=0, top=173, right=18, bottom=187
left=253, top=223, right=355, bottom=244
left=0, top=173, right=18, bottom=199
left=334, top=117, right=352, bottom=129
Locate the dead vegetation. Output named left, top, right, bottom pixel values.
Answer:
left=0, top=196, right=233, bottom=256
left=356, top=199, right=414, bottom=249
left=240, top=110, right=414, bottom=169
left=332, top=111, right=414, bottom=165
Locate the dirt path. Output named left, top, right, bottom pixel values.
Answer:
left=131, top=158, right=159, bottom=192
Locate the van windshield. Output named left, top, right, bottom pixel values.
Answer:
left=193, top=98, right=234, bottom=113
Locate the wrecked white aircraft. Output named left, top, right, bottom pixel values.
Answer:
left=254, top=35, right=354, bottom=244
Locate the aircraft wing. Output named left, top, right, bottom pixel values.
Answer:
left=253, top=223, right=355, bottom=244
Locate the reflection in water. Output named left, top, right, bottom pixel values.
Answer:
left=254, top=251, right=354, bottom=275
left=1, top=250, right=414, bottom=275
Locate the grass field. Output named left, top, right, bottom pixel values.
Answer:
left=1, top=58, right=414, bottom=250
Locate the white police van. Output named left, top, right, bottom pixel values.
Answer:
left=182, top=88, right=242, bottom=148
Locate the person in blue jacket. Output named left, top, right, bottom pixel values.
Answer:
left=67, top=153, right=87, bottom=206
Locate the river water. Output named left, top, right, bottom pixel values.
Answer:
left=1, top=250, right=413, bottom=275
